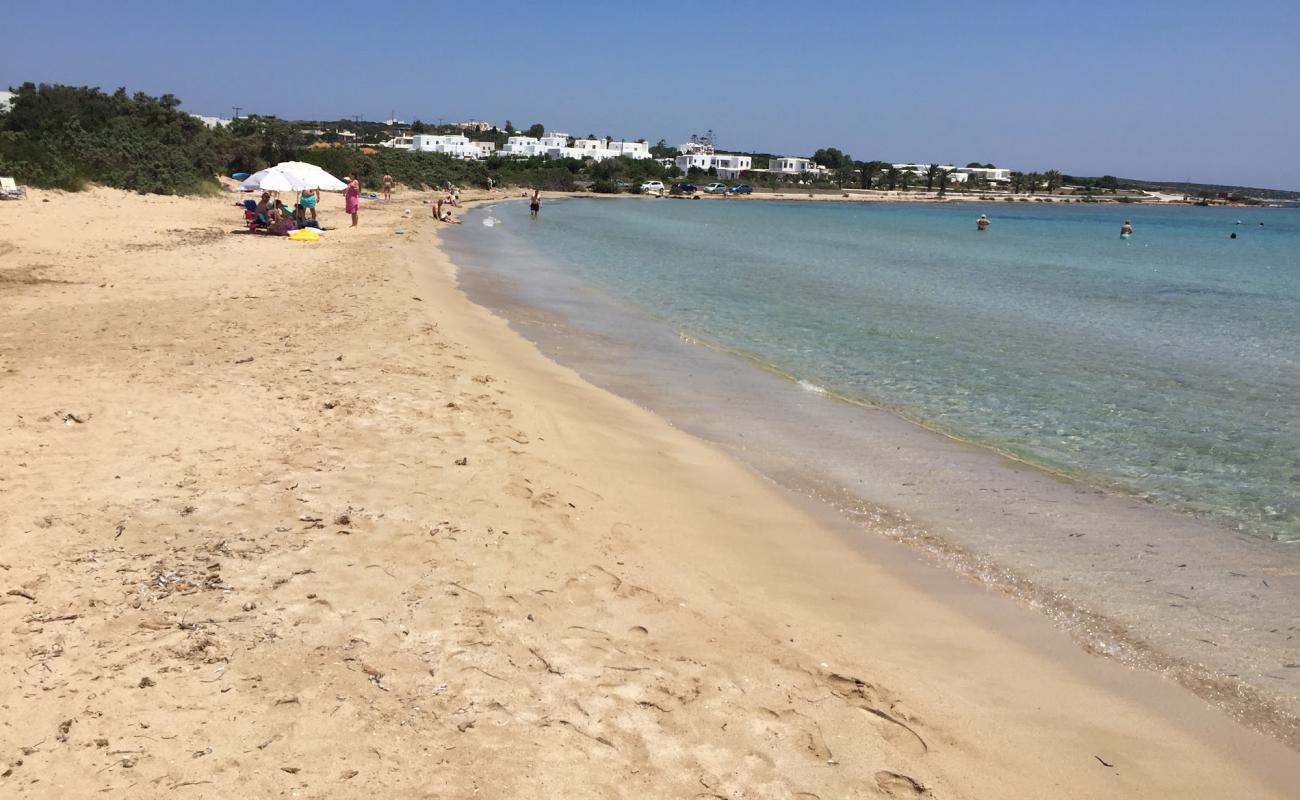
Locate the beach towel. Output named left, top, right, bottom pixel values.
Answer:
left=289, top=228, right=320, bottom=241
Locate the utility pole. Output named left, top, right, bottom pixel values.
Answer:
left=232, top=106, right=242, bottom=120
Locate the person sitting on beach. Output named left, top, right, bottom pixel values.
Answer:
left=439, top=208, right=461, bottom=224
left=255, top=192, right=273, bottom=224
left=293, top=203, right=322, bottom=229
left=977, top=213, right=989, bottom=231
left=1121, top=220, right=1133, bottom=237
left=270, top=199, right=294, bottom=223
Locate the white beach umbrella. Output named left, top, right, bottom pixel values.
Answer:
left=239, top=162, right=347, bottom=192
left=274, top=161, right=348, bottom=191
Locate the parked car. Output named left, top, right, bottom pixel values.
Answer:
left=671, top=182, right=697, bottom=194
left=729, top=183, right=754, bottom=194
left=640, top=180, right=665, bottom=194
left=703, top=182, right=729, bottom=194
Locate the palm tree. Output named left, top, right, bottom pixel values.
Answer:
left=898, top=171, right=913, bottom=192
left=885, top=166, right=900, bottom=191
left=857, top=160, right=883, bottom=189
left=937, top=167, right=953, bottom=197
left=1043, top=170, right=1063, bottom=193
left=924, top=163, right=942, bottom=192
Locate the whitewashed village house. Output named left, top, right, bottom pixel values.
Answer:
left=769, top=156, right=816, bottom=175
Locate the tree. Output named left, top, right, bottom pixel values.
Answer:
left=897, top=171, right=913, bottom=192
left=924, top=163, right=941, bottom=192
left=1043, top=169, right=1062, bottom=193
left=504, top=120, right=515, bottom=134
left=937, top=167, right=953, bottom=197
left=526, top=123, right=545, bottom=138
left=410, top=119, right=427, bottom=134
left=812, top=147, right=851, bottom=170
left=885, top=166, right=900, bottom=190
left=1099, top=175, right=1119, bottom=192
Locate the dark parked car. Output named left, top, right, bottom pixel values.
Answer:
left=729, top=183, right=754, bottom=194
left=671, top=182, right=697, bottom=194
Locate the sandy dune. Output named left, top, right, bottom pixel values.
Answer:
left=0, top=187, right=1295, bottom=798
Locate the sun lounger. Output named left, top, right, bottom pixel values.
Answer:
left=0, top=176, right=27, bottom=200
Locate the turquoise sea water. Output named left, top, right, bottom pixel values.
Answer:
left=476, top=198, right=1300, bottom=542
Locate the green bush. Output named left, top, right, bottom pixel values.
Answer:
left=0, top=83, right=225, bottom=194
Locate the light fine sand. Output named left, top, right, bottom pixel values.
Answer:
left=0, top=188, right=1296, bottom=798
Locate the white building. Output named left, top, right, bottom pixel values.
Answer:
left=192, top=114, right=232, bottom=129
left=606, top=140, right=650, bottom=159
left=769, top=156, right=815, bottom=175
left=455, top=120, right=494, bottom=132
left=677, top=141, right=712, bottom=155
left=501, top=136, right=544, bottom=157
left=956, top=166, right=1011, bottom=183
left=379, top=134, right=415, bottom=149
left=712, top=154, right=752, bottom=180
left=472, top=141, right=497, bottom=158
left=674, top=153, right=752, bottom=180
left=0, top=91, right=14, bottom=113
left=411, top=134, right=480, bottom=159
left=675, top=153, right=713, bottom=173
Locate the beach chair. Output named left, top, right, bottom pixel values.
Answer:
left=0, top=176, right=27, bottom=200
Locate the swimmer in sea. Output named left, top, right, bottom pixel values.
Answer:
left=977, top=213, right=989, bottom=231
left=1120, top=220, right=1133, bottom=237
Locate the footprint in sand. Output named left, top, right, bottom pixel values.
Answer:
left=875, top=770, right=929, bottom=797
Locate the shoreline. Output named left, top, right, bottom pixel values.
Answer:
left=2, top=187, right=1298, bottom=797
left=445, top=197, right=1300, bottom=745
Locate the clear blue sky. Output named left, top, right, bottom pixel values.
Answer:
left=4, top=0, right=1298, bottom=189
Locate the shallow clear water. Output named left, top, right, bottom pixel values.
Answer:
left=468, top=198, right=1300, bottom=542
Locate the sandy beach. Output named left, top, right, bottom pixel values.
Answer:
left=2, top=187, right=1297, bottom=798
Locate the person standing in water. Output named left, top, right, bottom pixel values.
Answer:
left=976, top=213, right=989, bottom=231
left=1120, top=220, right=1133, bottom=237
left=529, top=189, right=541, bottom=218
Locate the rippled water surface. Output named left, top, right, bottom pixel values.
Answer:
left=472, top=198, right=1300, bottom=541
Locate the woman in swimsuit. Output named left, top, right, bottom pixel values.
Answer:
left=382, top=173, right=394, bottom=201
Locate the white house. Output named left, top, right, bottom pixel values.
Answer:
left=711, top=154, right=752, bottom=180
left=502, top=136, right=544, bottom=157
left=955, top=166, right=1011, bottom=183
left=769, top=156, right=815, bottom=175
left=606, top=140, right=650, bottom=159
left=379, top=135, right=415, bottom=149
left=674, top=153, right=752, bottom=179
left=677, top=141, right=712, bottom=155
left=674, top=153, right=713, bottom=173
left=473, top=141, right=497, bottom=158
left=411, top=134, right=480, bottom=159
left=0, top=91, right=14, bottom=113
left=192, top=114, right=232, bottom=129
